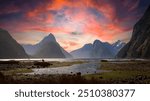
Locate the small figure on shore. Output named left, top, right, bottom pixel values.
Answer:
left=42, top=59, right=45, bottom=62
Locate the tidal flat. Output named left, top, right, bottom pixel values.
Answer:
left=0, top=59, right=150, bottom=84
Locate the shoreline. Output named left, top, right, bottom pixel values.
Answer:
left=0, top=59, right=150, bottom=84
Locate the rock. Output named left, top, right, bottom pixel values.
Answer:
left=117, top=6, right=150, bottom=58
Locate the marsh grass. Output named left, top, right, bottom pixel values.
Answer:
left=0, top=60, right=19, bottom=65
left=0, top=60, right=88, bottom=83
left=47, top=61, right=86, bottom=67
left=1, top=60, right=150, bottom=84
left=31, top=61, right=86, bottom=68
left=83, top=61, right=150, bottom=83
left=100, top=61, right=150, bottom=71
left=34, top=61, right=52, bottom=67
left=1, top=68, right=33, bottom=76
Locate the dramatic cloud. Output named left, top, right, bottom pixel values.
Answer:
left=0, top=0, right=150, bottom=51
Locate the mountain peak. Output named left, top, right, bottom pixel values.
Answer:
left=116, top=40, right=121, bottom=43
left=113, top=40, right=122, bottom=45
left=48, top=33, right=54, bottom=37
left=47, top=33, right=56, bottom=41
left=41, top=33, right=56, bottom=43
left=93, top=39, right=102, bottom=44
left=93, top=40, right=103, bottom=45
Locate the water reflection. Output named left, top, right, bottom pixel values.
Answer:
left=28, top=62, right=103, bottom=75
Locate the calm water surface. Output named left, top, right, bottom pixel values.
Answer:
left=27, top=62, right=104, bottom=75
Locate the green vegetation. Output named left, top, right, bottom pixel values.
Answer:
left=34, top=61, right=52, bottom=67
left=1, top=68, right=33, bottom=75
left=48, top=61, right=86, bottom=67
left=100, top=61, right=150, bottom=71
left=83, top=61, right=150, bottom=83
left=0, top=60, right=19, bottom=65
left=0, top=60, right=150, bottom=84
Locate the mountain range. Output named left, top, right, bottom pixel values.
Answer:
left=0, top=28, right=126, bottom=59
left=70, top=40, right=125, bottom=58
left=1, top=5, right=150, bottom=59
left=23, top=34, right=125, bottom=59
left=117, top=5, right=150, bottom=59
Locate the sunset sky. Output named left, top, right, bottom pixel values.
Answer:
left=0, top=0, right=150, bottom=51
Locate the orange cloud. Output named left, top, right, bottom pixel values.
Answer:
left=59, top=40, right=80, bottom=51
left=0, top=0, right=142, bottom=51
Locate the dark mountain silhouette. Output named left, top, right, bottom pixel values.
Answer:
left=0, top=28, right=28, bottom=59
left=23, top=33, right=72, bottom=58
left=70, top=40, right=124, bottom=58
left=117, top=6, right=150, bottom=58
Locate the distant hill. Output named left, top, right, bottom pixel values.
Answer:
left=0, top=28, right=28, bottom=59
left=117, top=6, right=150, bottom=58
left=70, top=40, right=125, bottom=58
left=23, top=33, right=72, bottom=58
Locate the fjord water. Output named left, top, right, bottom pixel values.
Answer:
left=28, top=62, right=101, bottom=75
left=0, top=58, right=102, bottom=75
left=26, top=58, right=147, bottom=75
left=0, top=58, right=147, bottom=75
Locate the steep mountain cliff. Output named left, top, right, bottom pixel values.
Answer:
left=117, top=6, right=150, bottom=58
left=0, top=28, right=28, bottom=59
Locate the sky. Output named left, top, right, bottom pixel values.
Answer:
left=0, top=0, right=150, bottom=52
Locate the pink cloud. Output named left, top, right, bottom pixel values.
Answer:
left=0, top=0, right=141, bottom=51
